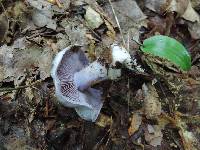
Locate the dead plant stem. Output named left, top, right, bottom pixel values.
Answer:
left=108, top=0, right=126, bottom=46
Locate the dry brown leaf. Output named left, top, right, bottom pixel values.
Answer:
left=187, top=19, right=200, bottom=39
left=27, top=0, right=57, bottom=29
left=157, top=113, right=200, bottom=149
left=103, top=0, right=146, bottom=31
left=95, top=114, right=112, bottom=127
left=191, top=0, right=200, bottom=9
left=145, top=0, right=189, bottom=15
left=169, top=0, right=189, bottom=15
left=144, top=125, right=163, bottom=147
left=0, top=15, right=8, bottom=43
left=25, top=87, right=34, bottom=101
left=60, top=19, right=88, bottom=46
left=5, top=138, right=37, bottom=150
left=142, top=83, right=161, bottom=120
left=128, top=113, right=142, bottom=136
left=182, top=1, right=200, bottom=22
left=104, top=19, right=116, bottom=41
left=144, top=0, right=170, bottom=13
left=38, top=47, right=54, bottom=80
left=175, top=112, right=199, bottom=150
left=84, top=6, right=104, bottom=29
left=0, top=38, right=54, bottom=84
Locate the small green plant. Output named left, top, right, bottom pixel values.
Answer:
left=140, top=35, right=191, bottom=71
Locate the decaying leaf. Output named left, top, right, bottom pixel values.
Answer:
left=60, top=19, right=88, bottom=46
left=0, top=38, right=54, bottom=85
left=182, top=1, right=199, bottom=22
left=144, top=124, right=163, bottom=147
left=51, top=0, right=70, bottom=12
left=144, top=0, right=189, bottom=15
left=144, top=0, right=199, bottom=22
left=179, top=130, right=199, bottom=150
left=38, top=47, right=54, bottom=80
left=103, top=0, right=146, bottom=31
left=0, top=15, right=8, bottom=43
left=183, top=0, right=200, bottom=39
left=5, top=137, right=37, bottom=150
left=27, top=0, right=57, bottom=29
left=25, top=83, right=34, bottom=101
left=191, top=0, right=200, bottom=9
left=31, top=9, right=57, bottom=29
left=170, top=0, right=189, bottom=15
left=128, top=112, right=142, bottom=136
left=104, top=19, right=116, bottom=40
left=188, top=22, right=200, bottom=39
left=95, top=114, right=112, bottom=127
left=157, top=113, right=200, bottom=150
left=142, top=83, right=161, bottom=120
left=84, top=6, right=104, bottom=29
left=175, top=112, right=199, bottom=150
left=144, top=0, right=200, bottom=40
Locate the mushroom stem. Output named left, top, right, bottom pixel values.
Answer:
left=74, top=60, right=107, bottom=91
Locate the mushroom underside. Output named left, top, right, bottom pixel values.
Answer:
left=51, top=44, right=142, bottom=121
left=51, top=46, right=105, bottom=121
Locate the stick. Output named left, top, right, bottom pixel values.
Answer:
left=108, top=0, right=126, bottom=46
left=0, top=80, right=42, bottom=92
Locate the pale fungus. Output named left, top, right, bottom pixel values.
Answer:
left=51, top=44, right=142, bottom=121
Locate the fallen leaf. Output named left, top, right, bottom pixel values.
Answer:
left=144, top=125, right=163, bottom=147
left=0, top=38, right=54, bottom=84
left=144, top=0, right=189, bottom=15
left=38, top=47, right=54, bottom=80
left=27, top=0, right=57, bottom=30
left=32, top=9, right=57, bottom=30
left=0, top=15, right=8, bottom=43
left=191, top=0, right=200, bottom=9
left=60, top=18, right=88, bottom=46
left=51, top=0, right=70, bottom=12
left=187, top=22, right=200, bottom=39
left=142, top=83, right=161, bottom=120
left=95, top=114, right=112, bottom=127
left=103, top=0, right=146, bottom=31
left=175, top=112, right=199, bottom=150
left=128, top=113, right=142, bottom=136
left=182, top=1, right=200, bottom=22
left=84, top=6, right=104, bottom=29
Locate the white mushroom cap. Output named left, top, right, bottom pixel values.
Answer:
left=51, top=46, right=105, bottom=121
left=111, top=43, right=144, bottom=72
left=111, top=43, right=132, bottom=66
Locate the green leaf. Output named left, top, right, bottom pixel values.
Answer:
left=140, top=35, right=191, bottom=71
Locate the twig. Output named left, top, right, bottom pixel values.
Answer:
left=108, top=0, right=126, bottom=46
left=0, top=1, right=8, bottom=21
left=127, top=31, right=130, bottom=113
left=132, top=38, right=143, bottom=46
left=0, top=80, right=42, bottom=92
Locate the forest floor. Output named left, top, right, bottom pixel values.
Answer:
left=0, top=0, right=200, bottom=149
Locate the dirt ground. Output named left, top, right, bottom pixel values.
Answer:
left=0, top=0, right=200, bottom=150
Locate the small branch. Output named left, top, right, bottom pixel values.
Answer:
left=132, top=38, right=143, bottom=46
left=0, top=80, right=43, bottom=92
left=108, top=0, right=126, bottom=46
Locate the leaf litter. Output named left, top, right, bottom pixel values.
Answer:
left=0, top=0, right=200, bottom=149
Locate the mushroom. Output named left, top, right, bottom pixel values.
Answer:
left=51, top=44, right=142, bottom=122
left=51, top=46, right=107, bottom=121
